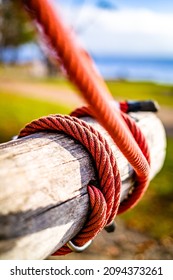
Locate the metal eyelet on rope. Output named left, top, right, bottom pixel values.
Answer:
left=67, top=240, right=92, bottom=253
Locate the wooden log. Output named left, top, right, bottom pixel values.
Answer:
left=0, top=112, right=166, bottom=259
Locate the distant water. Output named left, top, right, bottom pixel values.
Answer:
left=2, top=43, right=173, bottom=84
left=93, top=56, right=173, bottom=84
left=1, top=44, right=43, bottom=64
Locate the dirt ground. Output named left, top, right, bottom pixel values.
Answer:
left=50, top=218, right=173, bottom=260
left=0, top=79, right=84, bottom=107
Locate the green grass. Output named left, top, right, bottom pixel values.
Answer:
left=0, top=90, right=72, bottom=143
left=40, top=78, right=173, bottom=107
left=1, top=65, right=173, bottom=106
left=107, top=80, right=173, bottom=107
left=121, top=137, right=173, bottom=239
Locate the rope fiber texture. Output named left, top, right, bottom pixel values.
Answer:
left=22, top=0, right=150, bottom=186
left=21, top=0, right=151, bottom=255
left=71, top=106, right=151, bottom=215
left=18, top=104, right=150, bottom=255
left=18, top=113, right=121, bottom=255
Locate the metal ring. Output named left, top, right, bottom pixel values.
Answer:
left=67, top=240, right=92, bottom=253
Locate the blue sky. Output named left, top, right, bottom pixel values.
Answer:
left=55, top=0, right=173, bottom=57
left=57, top=0, right=173, bottom=11
left=57, top=0, right=173, bottom=12
left=116, top=0, right=173, bottom=12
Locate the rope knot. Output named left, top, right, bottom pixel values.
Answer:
left=18, top=111, right=122, bottom=255
left=20, top=0, right=151, bottom=256
left=18, top=102, right=150, bottom=255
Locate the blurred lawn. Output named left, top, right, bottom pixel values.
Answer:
left=0, top=90, right=72, bottom=143
left=121, top=137, right=173, bottom=239
left=107, top=80, right=173, bottom=107
left=0, top=65, right=173, bottom=241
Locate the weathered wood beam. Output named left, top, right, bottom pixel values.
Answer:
left=0, top=112, right=166, bottom=259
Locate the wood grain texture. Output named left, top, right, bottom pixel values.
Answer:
left=0, top=112, right=166, bottom=259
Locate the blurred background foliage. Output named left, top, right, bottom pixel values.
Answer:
left=0, top=0, right=35, bottom=62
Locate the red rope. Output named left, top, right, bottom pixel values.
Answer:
left=18, top=114, right=121, bottom=254
left=71, top=106, right=150, bottom=214
left=22, top=0, right=150, bottom=185
left=18, top=103, right=150, bottom=254
left=20, top=0, right=151, bottom=254
left=120, top=101, right=129, bottom=113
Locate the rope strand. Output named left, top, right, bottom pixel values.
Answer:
left=19, top=114, right=121, bottom=255
left=71, top=106, right=150, bottom=214
left=20, top=0, right=151, bottom=254
left=18, top=102, right=150, bottom=254
left=22, top=0, right=150, bottom=186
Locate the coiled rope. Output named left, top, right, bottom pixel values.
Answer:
left=21, top=0, right=151, bottom=254
left=18, top=103, right=150, bottom=254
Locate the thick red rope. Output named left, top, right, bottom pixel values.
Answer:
left=22, top=0, right=150, bottom=186
left=20, top=0, right=151, bottom=254
left=71, top=106, right=150, bottom=214
left=18, top=114, right=121, bottom=254
left=18, top=103, right=150, bottom=254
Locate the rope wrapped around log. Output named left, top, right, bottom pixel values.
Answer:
left=0, top=110, right=166, bottom=259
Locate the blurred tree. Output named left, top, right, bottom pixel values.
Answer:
left=0, top=0, right=60, bottom=76
left=0, top=0, right=35, bottom=62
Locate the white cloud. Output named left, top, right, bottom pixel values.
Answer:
left=56, top=4, right=173, bottom=56
left=96, top=9, right=173, bottom=36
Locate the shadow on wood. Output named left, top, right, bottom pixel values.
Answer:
left=0, top=112, right=166, bottom=259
